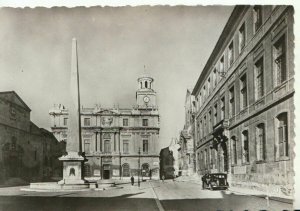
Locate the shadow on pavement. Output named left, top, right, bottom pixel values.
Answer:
left=0, top=193, right=158, bottom=211
left=0, top=190, right=293, bottom=211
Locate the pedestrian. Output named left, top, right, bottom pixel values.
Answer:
left=131, top=176, right=134, bottom=186
left=162, top=174, right=165, bottom=182
left=201, top=174, right=206, bottom=189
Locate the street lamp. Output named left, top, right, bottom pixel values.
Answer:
left=138, top=147, right=141, bottom=187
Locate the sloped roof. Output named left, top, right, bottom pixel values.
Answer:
left=0, top=91, right=31, bottom=111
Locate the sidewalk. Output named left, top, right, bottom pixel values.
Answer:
left=174, top=175, right=293, bottom=204
left=228, top=186, right=293, bottom=204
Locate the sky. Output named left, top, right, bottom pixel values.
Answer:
left=0, top=6, right=233, bottom=149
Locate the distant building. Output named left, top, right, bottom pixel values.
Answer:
left=192, top=6, right=294, bottom=197
left=159, top=138, right=180, bottom=179
left=49, top=74, right=160, bottom=180
left=0, top=91, right=65, bottom=185
left=159, top=147, right=174, bottom=179
left=178, top=89, right=196, bottom=176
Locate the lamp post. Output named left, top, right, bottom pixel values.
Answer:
left=138, top=147, right=141, bottom=187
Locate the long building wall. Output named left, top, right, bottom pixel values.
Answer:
left=191, top=6, right=294, bottom=197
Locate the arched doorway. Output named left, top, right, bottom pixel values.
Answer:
left=122, top=163, right=130, bottom=177
left=141, top=163, right=150, bottom=177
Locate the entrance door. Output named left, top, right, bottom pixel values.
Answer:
left=103, top=164, right=111, bottom=179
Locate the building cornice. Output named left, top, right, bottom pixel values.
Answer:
left=192, top=5, right=248, bottom=96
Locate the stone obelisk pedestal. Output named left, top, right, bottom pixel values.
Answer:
left=58, top=38, right=87, bottom=186
left=58, top=152, right=86, bottom=185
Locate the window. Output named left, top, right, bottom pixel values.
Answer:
left=203, top=115, right=207, bottom=136
left=104, top=140, right=111, bottom=153
left=213, top=68, right=217, bottom=87
left=231, top=136, right=237, bottom=165
left=206, top=149, right=209, bottom=167
left=203, top=86, right=206, bottom=99
left=228, top=41, right=234, bottom=66
left=204, top=149, right=207, bottom=168
left=255, top=58, right=264, bottom=99
left=220, top=56, right=225, bottom=74
left=84, top=118, right=91, bottom=126
left=208, top=110, right=212, bottom=132
left=239, top=23, right=246, bottom=53
left=214, top=103, right=218, bottom=125
left=209, top=148, right=213, bottom=165
left=199, top=120, right=203, bottom=139
left=142, top=119, right=148, bottom=126
left=221, top=97, right=225, bottom=120
left=123, top=118, right=129, bottom=126
left=274, top=35, right=287, bottom=85
left=199, top=92, right=202, bottom=108
left=240, top=74, right=248, bottom=109
left=145, top=81, right=148, bottom=88
left=123, top=140, right=129, bottom=154
left=143, top=140, right=148, bottom=154
left=197, top=121, right=200, bottom=141
left=63, top=118, right=68, bottom=126
left=256, top=124, right=266, bottom=161
left=200, top=151, right=204, bottom=169
left=242, top=131, right=249, bottom=163
left=229, top=86, right=235, bottom=117
left=84, top=139, right=91, bottom=153
left=277, top=113, right=288, bottom=158
left=253, top=6, right=262, bottom=33
left=208, top=77, right=211, bottom=94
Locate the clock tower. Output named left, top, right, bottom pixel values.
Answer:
left=136, top=74, right=157, bottom=108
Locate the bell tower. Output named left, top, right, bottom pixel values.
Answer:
left=136, top=73, right=157, bottom=109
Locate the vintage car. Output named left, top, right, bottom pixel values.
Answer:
left=202, top=173, right=229, bottom=190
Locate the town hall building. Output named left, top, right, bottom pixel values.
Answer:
left=49, top=74, right=160, bottom=180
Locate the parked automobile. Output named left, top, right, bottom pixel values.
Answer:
left=202, top=173, right=229, bottom=190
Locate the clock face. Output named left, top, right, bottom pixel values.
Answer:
left=143, top=96, right=150, bottom=103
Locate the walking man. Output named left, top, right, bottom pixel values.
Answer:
left=131, top=176, right=134, bottom=186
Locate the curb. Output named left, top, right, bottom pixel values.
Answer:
left=228, top=189, right=293, bottom=204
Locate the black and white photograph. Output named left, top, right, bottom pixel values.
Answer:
left=0, top=1, right=298, bottom=210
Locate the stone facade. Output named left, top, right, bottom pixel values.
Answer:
left=49, top=75, right=160, bottom=180
left=191, top=6, right=294, bottom=197
left=178, top=89, right=196, bottom=176
left=0, top=91, right=65, bottom=185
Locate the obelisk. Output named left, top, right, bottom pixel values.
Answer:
left=58, top=38, right=86, bottom=185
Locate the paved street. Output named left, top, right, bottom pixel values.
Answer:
left=0, top=180, right=293, bottom=211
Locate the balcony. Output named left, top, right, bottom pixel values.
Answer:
left=213, top=119, right=229, bottom=134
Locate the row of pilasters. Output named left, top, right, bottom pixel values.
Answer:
left=83, top=131, right=121, bottom=153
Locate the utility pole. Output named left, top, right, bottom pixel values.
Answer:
left=138, top=147, right=141, bottom=187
